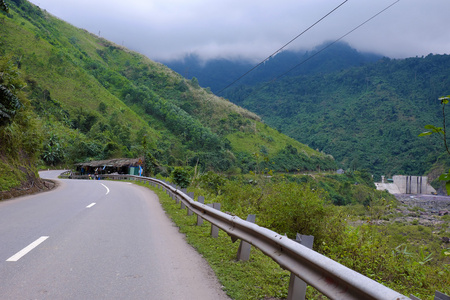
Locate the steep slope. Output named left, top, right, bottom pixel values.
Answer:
left=223, top=55, right=450, bottom=179
left=0, top=0, right=336, bottom=194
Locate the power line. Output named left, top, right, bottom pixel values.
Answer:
left=216, top=0, right=349, bottom=95
left=244, top=0, right=400, bottom=97
left=271, top=0, right=400, bottom=83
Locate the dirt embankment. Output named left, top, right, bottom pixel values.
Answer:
left=0, top=174, right=56, bottom=201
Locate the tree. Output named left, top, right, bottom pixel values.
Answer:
left=419, top=95, right=450, bottom=193
left=0, top=57, right=24, bottom=126
left=171, top=167, right=190, bottom=188
left=1, top=0, right=8, bottom=13
left=0, top=85, right=21, bottom=126
left=42, top=133, right=65, bottom=166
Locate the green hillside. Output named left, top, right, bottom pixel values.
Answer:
left=0, top=0, right=335, bottom=193
left=225, top=55, right=450, bottom=179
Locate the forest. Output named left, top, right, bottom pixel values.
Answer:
left=223, top=54, right=450, bottom=181
left=168, top=42, right=450, bottom=182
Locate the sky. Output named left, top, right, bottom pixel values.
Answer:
left=28, top=0, right=450, bottom=63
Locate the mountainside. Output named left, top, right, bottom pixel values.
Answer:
left=163, top=42, right=382, bottom=93
left=0, top=0, right=336, bottom=193
left=222, top=54, right=450, bottom=179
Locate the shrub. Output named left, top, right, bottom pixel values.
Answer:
left=171, top=167, right=190, bottom=188
left=217, top=177, right=346, bottom=249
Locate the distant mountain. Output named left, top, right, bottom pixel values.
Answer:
left=222, top=54, right=450, bottom=179
left=163, top=42, right=383, bottom=93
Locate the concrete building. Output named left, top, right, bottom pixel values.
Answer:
left=375, top=175, right=436, bottom=195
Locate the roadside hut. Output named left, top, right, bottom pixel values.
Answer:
left=75, top=158, right=144, bottom=176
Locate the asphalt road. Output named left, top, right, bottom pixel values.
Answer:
left=0, top=170, right=230, bottom=299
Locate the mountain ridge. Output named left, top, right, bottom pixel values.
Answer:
left=223, top=54, right=450, bottom=179
left=0, top=0, right=336, bottom=193
left=163, top=41, right=383, bottom=93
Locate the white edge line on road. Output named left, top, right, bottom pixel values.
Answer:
left=6, top=236, right=49, bottom=262
left=101, top=183, right=110, bottom=195
left=86, top=202, right=96, bottom=208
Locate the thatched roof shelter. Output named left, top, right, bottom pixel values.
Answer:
left=76, top=158, right=143, bottom=168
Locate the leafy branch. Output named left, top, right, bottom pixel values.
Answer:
left=419, top=95, right=450, bottom=193
left=419, top=96, right=450, bottom=155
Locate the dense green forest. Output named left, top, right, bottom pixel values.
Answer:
left=167, top=42, right=449, bottom=180
left=222, top=54, right=449, bottom=180
left=0, top=0, right=335, bottom=193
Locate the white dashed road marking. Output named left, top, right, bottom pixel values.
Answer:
left=6, top=236, right=49, bottom=262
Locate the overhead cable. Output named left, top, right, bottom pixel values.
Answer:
left=269, top=0, right=401, bottom=83
left=216, top=0, right=349, bottom=95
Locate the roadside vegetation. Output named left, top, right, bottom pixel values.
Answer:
left=134, top=169, right=450, bottom=299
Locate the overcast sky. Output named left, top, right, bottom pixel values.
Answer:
left=28, top=0, right=450, bottom=63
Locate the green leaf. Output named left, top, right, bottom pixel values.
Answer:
left=438, top=172, right=450, bottom=181
left=439, top=96, right=450, bottom=105
left=418, top=132, right=432, bottom=137
left=424, top=124, right=437, bottom=129
left=446, top=181, right=450, bottom=196
left=422, top=125, right=444, bottom=134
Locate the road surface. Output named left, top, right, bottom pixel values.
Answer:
left=0, top=170, right=230, bottom=299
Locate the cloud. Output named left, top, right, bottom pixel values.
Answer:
left=30, top=0, right=450, bottom=62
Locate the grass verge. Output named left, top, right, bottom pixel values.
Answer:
left=133, top=181, right=298, bottom=300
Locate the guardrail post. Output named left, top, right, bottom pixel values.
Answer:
left=206, top=203, right=221, bottom=238
left=197, top=196, right=205, bottom=226
left=411, top=291, right=450, bottom=300
left=287, top=234, right=314, bottom=300
left=187, top=192, right=194, bottom=216
left=236, top=214, right=256, bottom=261
left=435, top=291, right=450, bottom=300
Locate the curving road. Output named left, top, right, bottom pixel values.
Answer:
left=0, top=170, right=230, bottom=299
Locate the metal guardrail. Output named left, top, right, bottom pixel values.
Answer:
left=65, top=173, right=410, bottom=300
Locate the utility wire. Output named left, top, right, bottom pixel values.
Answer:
left=267, top=0, right=400, bottom=84
left=216, top=0, right=349, bottom=95
left=235, top=0, right=400, bottom=102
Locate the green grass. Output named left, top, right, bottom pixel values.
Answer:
left=133, top=181, right=296, bottom=299
left=135, top=178, right=450, bottom=299
left=0, top=160, right=23, bottom=191
left=226, top=121, right=322, bottom=158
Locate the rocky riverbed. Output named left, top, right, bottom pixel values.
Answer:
left=394, top=194, right=450, bottom=235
